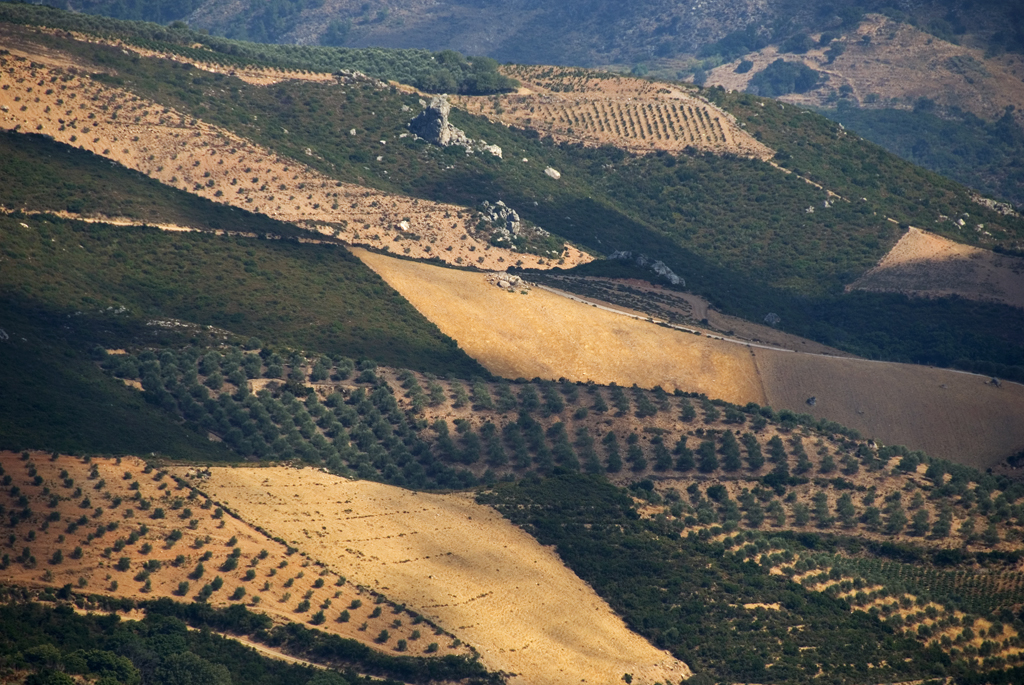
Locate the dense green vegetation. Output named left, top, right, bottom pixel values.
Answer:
left=824, top=103, right=1024, bottom=208
left=0, top=596, right=497, bottom=684
left=0, top=131, right=304, bottom=237
left=480, top=473, right=1024, bottom=684
left=478, top=474, right=941, bottom=684
left=0, top=3, right=518, bottom=94
left=0, top=298, right=235, bottom=460
left=748, top=59, right=823, bottom=97
left=0, top=214, right=482, bottom=377
left=0, top=209, right=484, bottom=456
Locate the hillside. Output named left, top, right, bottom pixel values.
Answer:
left=1, top=12, right=1023, bottom=384
left=3, top=9, right=1024, bottom=685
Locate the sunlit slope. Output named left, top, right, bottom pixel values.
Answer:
left=188, top=466, right=691, bottom=685
left=755, top=350, right=1024, bottom=469
left=355, top=249, right=768, bottom=405
left=358, top=250, right=1024, bottom=465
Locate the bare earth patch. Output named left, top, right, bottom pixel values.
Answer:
left=849, top=227, right=1024, bottom=310
left=754, top=349, right=1024, bottom=468
left=188, top=465, right=691, bottom=685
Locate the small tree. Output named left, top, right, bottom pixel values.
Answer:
left=310, top=610, right=326, bottom=625
left=49, top=550, right=64, bottom=565
left=376, top=629, right=390, bottom=644
left=175, top=581, right=190, bottom=596
left=115, top=557, right=131, bottom=572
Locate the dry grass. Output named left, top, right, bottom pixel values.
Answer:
left=356, top=248, right=768, bottom=406
left=358, top=249, right=1024, bottom=466
left=706, top=13, right=1024, bottom=122
left=175, top=465, right=691, bottom=685
left=0, top=51, right=591, bottom=272
left=849, top=227, right=1024, bottom=310
left=453, top=65, right=772, bottom=159
left=0, top=451, right=470, bottom=660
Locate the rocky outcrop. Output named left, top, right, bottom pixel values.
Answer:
left=486, top=271, right=529, bottom=292
left=408, top=95, right=471, bottom=148
left=608, top=251, right=684, bottom=286
left=407, top=95, right=502, bottom=157
left=480, top=200, right=521, bottom=237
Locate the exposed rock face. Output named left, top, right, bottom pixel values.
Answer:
left=408, top=95, right=471, bottom=147
left=608, top=250, right=684, bottom=286
left=408, top=95, right=502, bottom=157
left=480, top=200, right=521, bottom=237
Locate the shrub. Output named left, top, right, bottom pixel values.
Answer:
left=115, top=557, right=131, bottom=572
left=338, top=609, right=351, bottom=622
left=230, top=586, right=246, bottom=601
left=310, top=610, right=326, bottom=625
left=376, top=629, right=390, bottom=644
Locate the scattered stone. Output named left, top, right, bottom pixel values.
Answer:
left=608, top=251, right=683, bottom=286
left=486, top=271, right=528, bottom=292
left=544, top=167, right=562, bottom=180
left=398, top=220, right=410, bottom=231
left=481, top=144, right=503, bottom=158
left=349, top=128, right=356, bottom=135
left=764, top=313, right=781, bottom=326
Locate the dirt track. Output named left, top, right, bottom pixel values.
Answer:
left=192, top=466, right=691, bottom=685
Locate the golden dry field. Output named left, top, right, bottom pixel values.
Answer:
left=453, top=65, right=772, bottom=159
left=355, top=248, right=768, bottom=406
left=849, top=227, right=1024, bottom=310
left=0, top=451, right=473, bottom=661
left=175, top=465, right=691, bottom=685
left=0, top=50, right=590, bottom=272
left=357, top=249, right=1024, bottom=466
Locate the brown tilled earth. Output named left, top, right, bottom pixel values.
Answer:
left=754, top=349, right=1024, bottom=469
left=358, top=248, right=1024, bottom=466
left=849, top=227, right=1024, bottom=310
left=0, top=49, right=590, bottom=272
left=177, top=466, right=691, bottom=685
left=706, top=13, right=1024, bottom=122
left=454, top=65, right=772, bottom=159
left=0, top=452, right=470, bottom=661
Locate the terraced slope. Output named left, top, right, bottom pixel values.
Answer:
left=456, top=65, right=771, bottom=158
left=0, top=451, right=471, bottom=662
left=181, top=465, right=691, bottom=685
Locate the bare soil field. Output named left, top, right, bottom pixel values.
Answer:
left=180, top=465, right=691, bottom=685
left=755, top=349, right=1024, bottom=467
left=0, top=51, right=590, bottom=272
left=454, top=65, right=772, bottom=159
left=358, top=249, right=1024, bottom=465
left=0, top=451, right=471, bottom=661
left=355, top=248, right=768, bottom=406
left=706, top=14, right=1024, bottom=122
left=849, top=227, right=1024, bottom=310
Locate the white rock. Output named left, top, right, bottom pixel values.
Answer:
left=544, top=167, right=561, bottom=180
left=349, top=129, right=357, bottom=135
left=398, top=220, right=410, bottom=231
